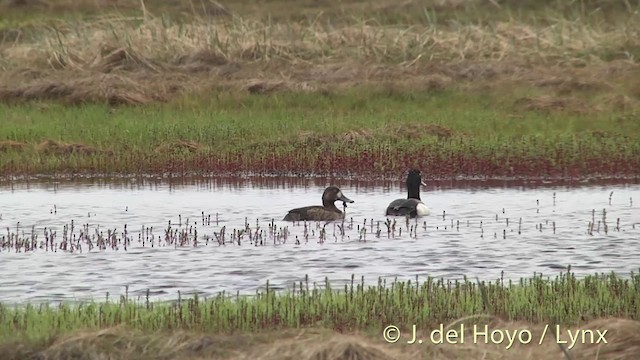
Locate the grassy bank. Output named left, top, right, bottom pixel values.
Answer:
left=1, top=90, right=639, bottom=179
left=1, top=0, right=639, bottom=178
left=1, top=270, right=639, bottom=359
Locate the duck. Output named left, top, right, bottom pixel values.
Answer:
left=283, top=186, right=354, bottom=221
left=385, top=169, right=430, bottom=218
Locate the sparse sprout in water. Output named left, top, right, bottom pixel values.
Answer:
left=518, top=218, right=522, bottom=235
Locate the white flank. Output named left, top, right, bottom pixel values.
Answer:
left=416, top=202, right=430, bottom=216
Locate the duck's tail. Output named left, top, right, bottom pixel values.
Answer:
left=283, top=211, right=300, bottom=221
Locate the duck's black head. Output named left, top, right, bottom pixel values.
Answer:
left=406, top=169, right=426, bottom=199
left=322, top=186, right=354, bottom=207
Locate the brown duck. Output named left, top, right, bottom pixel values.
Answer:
left=283, top=186, right=354, bottom=221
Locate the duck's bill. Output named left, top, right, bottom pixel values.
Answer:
left=338, top=194, right=355, bottom=203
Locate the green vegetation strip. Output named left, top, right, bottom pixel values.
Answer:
left=1, top=90, right=638, bottom=177
left=1, top=270, right=639, bottom=344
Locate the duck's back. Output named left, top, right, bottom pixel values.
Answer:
left=283, top=206, right=343, bottom=221
left=386, top=198, right=425, bottom=217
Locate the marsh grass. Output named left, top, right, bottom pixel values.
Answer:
left=0, top=271, right=639, bottom=352
left=6, top=10, right=636, bottom=67
left=1, top=90, right=639, bottom=178
left=3, top=0, right=640, bottom=60
left=1, top=4, right=638, bottom=78
left=1, top=0, right=639, bottom=103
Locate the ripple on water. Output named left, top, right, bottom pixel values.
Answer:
left=0, top=179, right=639, bottom=303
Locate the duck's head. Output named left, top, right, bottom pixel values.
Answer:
left=322, top=186, right=354, bottom=206
left=407, top=169, right=426, bottom=188
left=406, top=169, right=426, bottom=199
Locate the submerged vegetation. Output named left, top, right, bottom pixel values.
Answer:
left=1, top=271, right=640, bottom=359
left=1, top=0, right=639, bottom=178
left=1, top=195, right=638, bottom=253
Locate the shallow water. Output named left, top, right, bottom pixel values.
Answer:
left=1, top=177, right=639, bottom=304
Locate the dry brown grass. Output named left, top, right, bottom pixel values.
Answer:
left=292, top=123, right=454, bottom=146
left=0, top=71, right=176, bottom=105
left=0, top=140, right=113, bottom=155
left=0, top=140, right=27, bottom=152
left=154, top=140, right=203, bottom=154
left=603, top=94, right=639, bottom=111
left=0, top=1, right=639, bottom=108
left=0, top=0, right=231, bottom=17
left=5, top=318, right=639, bottom=360
left=386, top=123, right=455, bottom=140
left=36, top=139, right=98, bottom=155
left=3, top=60, right=633, bottom=108
left=513, top=95, right=596, bottom=114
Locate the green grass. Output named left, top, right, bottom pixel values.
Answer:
left=1, top=270, right=639, bottom=345
left=4, top=90, right=638, bottom=146
left=1, top=89, right=638, bottom=177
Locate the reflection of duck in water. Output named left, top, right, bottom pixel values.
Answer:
left=283, top=186, right=354, bottom=221
left=385, top=169, right=430, bottom=218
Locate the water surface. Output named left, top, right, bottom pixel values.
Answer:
left=1, top=177, right=639, bottom=304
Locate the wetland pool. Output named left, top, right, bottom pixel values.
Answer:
left=0, top=176, right=639, bottom=304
